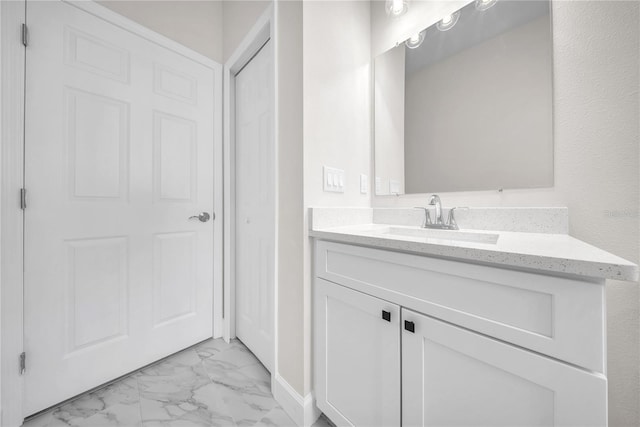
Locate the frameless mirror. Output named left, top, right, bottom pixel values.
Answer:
left=374, top=0, right=553, bottom=195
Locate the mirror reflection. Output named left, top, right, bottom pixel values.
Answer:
left=374, top=0, right=553, bottom=195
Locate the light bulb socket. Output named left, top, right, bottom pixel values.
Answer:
left=405, top=30, right=426, bottom=49
left=475, top=0, right=498, bottom=12
left=436, top=11, right=461, bottom=31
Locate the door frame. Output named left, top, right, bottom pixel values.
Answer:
left=0, top=1, right=224, bottom=424
left=222, top=4, right=276, bottom=369
left=0, top=1, right=27, bottom=425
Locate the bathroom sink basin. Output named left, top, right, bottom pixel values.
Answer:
left=382, top=227, right=499, bottom=245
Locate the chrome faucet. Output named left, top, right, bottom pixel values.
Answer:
left=414, top=195, right=465, bottom=230
left=428, top=195, right=444, bottom=225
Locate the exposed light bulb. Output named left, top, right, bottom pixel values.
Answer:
left=475, top=0, right=498, bottom=11
left=385, top=0, right=408, bottom=17
left=391, top=0, right=403, bottom=14
left=436, top=11, right=460, bottom=31
left=405, top=30, right=425, bottom=49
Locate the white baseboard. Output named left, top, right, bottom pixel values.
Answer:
left=273, top=374, right=322, bottom=427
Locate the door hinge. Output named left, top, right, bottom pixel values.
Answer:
left=19, top=352, right=26, bottom=375
left=20, top=188, right=27, bottom=210
left=21, top=23, right=28, bottom=47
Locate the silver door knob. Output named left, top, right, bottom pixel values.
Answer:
left=189, top=212, right=212, bottom=222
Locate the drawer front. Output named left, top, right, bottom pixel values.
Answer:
left=315, top=240, right=605, bottom=373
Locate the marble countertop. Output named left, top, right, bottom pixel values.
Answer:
left=310, top=223, right=639, bottom=282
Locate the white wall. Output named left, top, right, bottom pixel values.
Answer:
left=98, top=1, right=271, bottom=64
left=275, top=0, right=305, bottom=395
left=403, top=16, right=553, bottom=193
left=98, top=1, right=224, bottom=62
left=223, top=0, right=271, bottom=61
left=372, top=1, right=640, bottom=425
left=302, top=0, right=371, bottom=394
left=303, top=1, right=372, bottom=210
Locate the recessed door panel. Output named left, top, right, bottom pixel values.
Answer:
left=67, top=88, right=129, bottom=200
left=154, top=63, right=197, bottom=104
left=153, top=112, right=197, bottom=202
left=153, top=232, right=197, bottom=326
left=64, top=26, right=131, bottom=83
left=66, top=237, right=128, bottom=353
left=420, top=338, right=555, bottom=425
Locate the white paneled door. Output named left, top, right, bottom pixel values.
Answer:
left=234, top=40, right=274, bottom=371
left=24, top=1, right=218, bottom=414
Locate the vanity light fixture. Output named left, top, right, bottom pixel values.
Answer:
left=436, top=11, right=460, bottom=31
left=475, top=0, right=498, bottom=11
left=386, top=0, right=408, bottom=17
left=405, top=30, right=425, bottom=49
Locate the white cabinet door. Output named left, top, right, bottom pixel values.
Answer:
left=402, top=309, right=607, bottom=427
left=24, top=1, right=217, bottom=414
left=314, top=279, right=401, bottom=427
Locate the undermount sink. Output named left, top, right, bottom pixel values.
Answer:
left=382, top=227, right=500, bottom=245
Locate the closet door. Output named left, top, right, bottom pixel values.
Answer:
left=234, top=40, right=275, bottom=370
left=315, top=279, right=401, bottom=426
left=402, top=309, right=607, bottom=427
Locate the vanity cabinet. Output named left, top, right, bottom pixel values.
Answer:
left=314, top=278, right=401, bottom=426
left=313, top=240, right=608, bottom=426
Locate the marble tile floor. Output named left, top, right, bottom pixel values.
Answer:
left=23, top=338, right=333, bottom=427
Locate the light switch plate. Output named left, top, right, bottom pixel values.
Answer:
left=389, top=179, right=401, bottom=195
left=323, top=166, right=345, bottom=193
left=360, top=174, right=368, bottom=194
left=375, top=177, right=382, bottom=194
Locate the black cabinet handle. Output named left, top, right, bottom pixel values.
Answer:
left=382, top=310, right=391, bottom=322
left=404, top=320, right=415, bottom=333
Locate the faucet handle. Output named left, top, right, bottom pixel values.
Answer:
left=447, top=207, right=469, bottom=230
left=413, top=207, right=432, bottom=228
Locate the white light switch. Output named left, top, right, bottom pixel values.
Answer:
left=323, top=166, right=345, bottom=193
left=375, top=177, right=382, bottom=194
left=360, top=174, right=368, bottom=194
